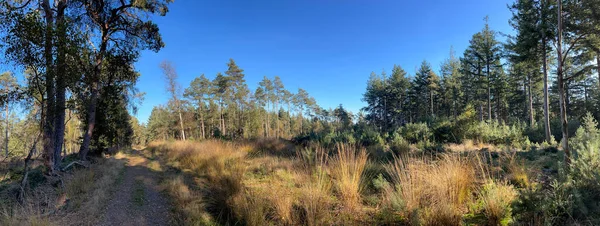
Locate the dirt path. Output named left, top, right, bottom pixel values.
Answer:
left=98, top=151, right=171, bottom=226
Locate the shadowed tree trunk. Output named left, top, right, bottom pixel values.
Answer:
left=528, top=74, right=534, bottom=127
left=557, top=0, right=571, bottom=166
left=54, top=0, right=67, bottom=168
left=42, top=0, right=56, bottom=173
left=542, top=37, right=552, bottom=143
left=79, top=31, right=108, bottom=160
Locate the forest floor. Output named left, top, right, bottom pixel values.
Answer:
left=97, top=149, right=172, bottom=226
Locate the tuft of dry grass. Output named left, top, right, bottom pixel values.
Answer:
left=163, top=175, right=214, bottom=225
left=62, top=156, right=126, bottom=224
left=152, top=140, right=248, bottom=224
left=385, top=153, right=477, bottom=225
left=331, top=143, right=368, bottom=211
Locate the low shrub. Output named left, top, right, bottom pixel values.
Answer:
left=400, top=122, right=432, bottom=143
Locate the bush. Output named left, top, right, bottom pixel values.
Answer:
left=389, top=132, right=410, bottom=155
left=463, top=120, right=527, bottom=146
left=433, top=119, right=456, bottom=143
left=475, top=182, right=517, bottom=226
left=356, top=128, right=384, bottom=147
left=566, top=113, right=600, bottom=222
left=524, top=113, right=600, bottom=225
left=400, top=122, right=432, bottom=143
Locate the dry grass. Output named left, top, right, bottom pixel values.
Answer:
left=60, top=156, right=126, bottom=225
left=445, top=139, right=498, bottom=153
left=385, top=153, right=477, bottom=225
left=163, top=175, right=213, bottom=225
left=0, top=153, right=126, bottom=226
left=331, top=143, right=368, bottom=211
left=150, top=139, right=524, bottom=226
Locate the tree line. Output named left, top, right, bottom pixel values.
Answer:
left=363, top=0, right=600, bottom=165
left=147, top=59, right=326, bottom=142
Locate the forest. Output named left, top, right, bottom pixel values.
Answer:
left=1, top=0, right=600, bottom=225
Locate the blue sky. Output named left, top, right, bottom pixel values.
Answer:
left=134, top=0, right=515, bottom=123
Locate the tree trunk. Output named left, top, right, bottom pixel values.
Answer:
left=79, top=30, right=108, bottom=161
left=597, top=54, right=600, bottom=89
left=200, top=106, right=205, bottom=139
left=479, top=104, right=484, bottom=122
left=557, top=0, right=571, bottom=166
left=542, top=34, right=552, bottom=143
left=54, top=1, right=67, bottom=167
left=4, top=96, right=8, bottom=158
left=178, top=109, right=186, bottom=140
left=486, top=61, right=492, bottom=121
left=430, top=91, right=434, bottom=118
left=42, top=0, right=56, bottom=174
left=266, top=102, right=270, bottom=138
left=528, top=74, right=534, bottom=127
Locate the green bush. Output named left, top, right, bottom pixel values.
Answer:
left=463, top=120, right=527, bottom=146
left=432, top=119, right=456, bottom=143
left=389, top=132, right=410, bottom=155
left=356, top=128, right=384, bottom=147
left=567, top=113, right=600, bottom=222
left=523, top=113, right=600, bottom=225
left=400, top=122, right=432, bottom=143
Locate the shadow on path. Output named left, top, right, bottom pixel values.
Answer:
left=98, top=150, right=171, bottom=226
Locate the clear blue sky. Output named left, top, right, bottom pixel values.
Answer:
left=134, top=0, right=515, bottom=123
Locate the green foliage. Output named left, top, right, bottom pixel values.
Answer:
left=515, top=113, right=600, bottom=225
left=464, top=120, right=527, bottom=146
left=400, top=122, right=432, bottom=143
left=389, top=132, right=410, bottom=155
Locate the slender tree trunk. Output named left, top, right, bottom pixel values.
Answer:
left=54, top=1, right=67, bottom=167
left=178, top=109, right=186, bottom=140
left=79, top=30, right=108, bottom=161
left=486, top=61, right=492, bottom=121
left=528, top=74, right=534, bottom=127
left=220, top=101, right=225, bottom=135
left=42, top=0, right=56, bottom=173
left=288, top=103, right=292, bottom=138
left=557, top=0, right=571, bottom=166
left=479, top=104, right=484, bottom=122
left=597, top=54, right=600, bottom=89
left=266, top=102, right=270, bottom=138
left=542, top=36, right=552, bottom=143
left=430, top=91, right=434, bottom=118
left=4, top=97, right=8, bottom=158
left=200, top=106, right=205, bottom=139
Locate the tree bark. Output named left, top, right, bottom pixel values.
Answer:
left=557, top=0, right=571, bottom=166
left=79, top=30, right=108, bottom=161
left=542, top=51, right=551, bottom=142
left=54, top=0, right=67, bottom=168
left=42, top=0, right=56, bottom=174
left=430, top=90, right=434, bottom=118
left=541, top=12, right=552, bottom=142
left=4, top=93, right=9, bottom=158
left=178, top=109, right=186, bottom=140
left=597, top=54, right=600, bottom=89
left=528, top=74, right=534, bottom=127
left=200, top=105, right=205, bottom=139
left=486, top=60, right=492, bottom=121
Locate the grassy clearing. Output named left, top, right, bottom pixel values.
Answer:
left=149, top=138, right=544, bottom=226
